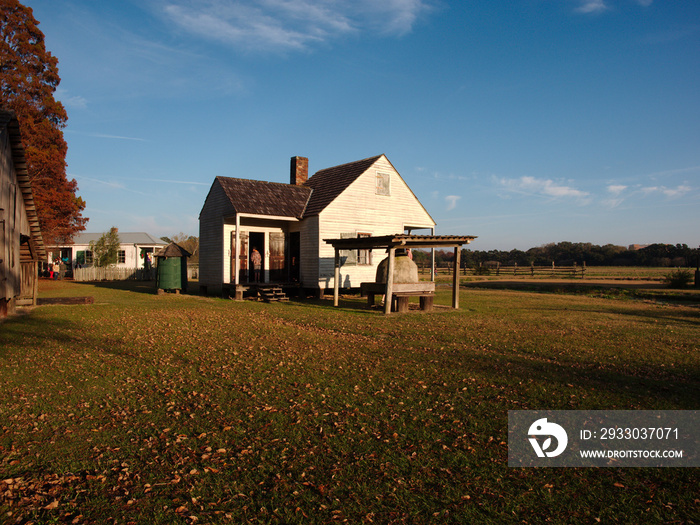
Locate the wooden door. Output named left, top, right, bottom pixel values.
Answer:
left=269, top=232, right=286, bottom=282
left=230, top=231, right=248, bottom=283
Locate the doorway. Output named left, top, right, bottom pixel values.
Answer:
left=249, top=232, right=265, bottom=283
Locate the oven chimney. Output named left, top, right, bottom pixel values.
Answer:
left=290, top=156, right=308, bottom=185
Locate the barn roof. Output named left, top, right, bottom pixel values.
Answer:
left=302, top=155, right=383, bottom=216
left=0, top=109, right=46, bottom=261
left=216, top=177, right=312, bottom=218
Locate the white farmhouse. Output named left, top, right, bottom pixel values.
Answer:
left=48, top=232, right=167, bottom=276
left=199, top=154, right=436, bottom=296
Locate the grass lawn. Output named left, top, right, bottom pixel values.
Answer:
left=1, top=279, right=698, bottom=524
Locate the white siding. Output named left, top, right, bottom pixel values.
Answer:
left=199, top=180, right=235, bottom=293
left=316, top=156, right=435, bottom=289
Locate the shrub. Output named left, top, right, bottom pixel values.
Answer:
left=663, top=268, right=692, bottom=288
left=473, top=265, right=491, bottom=276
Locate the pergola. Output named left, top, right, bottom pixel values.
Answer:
left=324, top=234, right=477, bottom=314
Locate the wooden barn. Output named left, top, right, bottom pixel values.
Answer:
left=199, top=154, right=436, bottom=297
left=0, top=109, right=46, bottom=317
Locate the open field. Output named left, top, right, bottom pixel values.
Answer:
left=1, top=279, right=698, bottom=524
left=424, top=266, right=698, bottom=282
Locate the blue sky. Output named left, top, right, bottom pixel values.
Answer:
left=23, top=0, right=700, bottom=251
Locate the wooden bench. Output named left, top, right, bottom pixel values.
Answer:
left=360, top=282, right=435, bottom=312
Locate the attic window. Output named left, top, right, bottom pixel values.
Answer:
left=376, top=172, right=390, bottom=196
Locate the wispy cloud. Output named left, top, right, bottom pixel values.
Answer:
left=574, top=0, right=653, bottom=14
left=641, top=184, right=692, bottom=198
left=159, top=0, right=433, bottom=52
left=575, top=0, right=609, bottom=14
left=607, top=184, right=627, bottom=195
left=445, top=195, right=461, bottom=211
left=602, top=184, right=628, bottom=208
left=497, top=176, right=589, bottom=200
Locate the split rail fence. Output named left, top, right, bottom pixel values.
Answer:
left=420, top=262, right=587, bottom=279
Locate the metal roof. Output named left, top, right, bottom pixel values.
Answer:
left=324, top=234, right=477, bottom=249
left=66, top=232, right=168, bottom=246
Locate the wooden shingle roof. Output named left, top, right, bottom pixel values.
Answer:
left=302, top=155, right=382, bottom=216
left=216, top=177, right=312, bottom=218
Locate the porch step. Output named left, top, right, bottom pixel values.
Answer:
left=257, top=286, right=289, bottom=302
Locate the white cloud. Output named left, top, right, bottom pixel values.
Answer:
left=607, top=184, right=627, bottom=195
left=574, top=0, right=652, bottom=14
left=642, top=184, right=692, bottom=198
left=445, top=195, right=461, bottom=211
left=159, top=0, right=433, bottom=52
left=575, top=0, right=609, bottom=14
left=499, top=176, right=589, bottom=200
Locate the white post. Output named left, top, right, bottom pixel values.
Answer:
left=334, top=248, right=340, bottom=307
left=452, top=246, right=460, bottom=309
left=430, top=227, right=436, bottom=281
left=234, top=214, right=240, bottom=286
left=384, top=247, right=396, bottom=315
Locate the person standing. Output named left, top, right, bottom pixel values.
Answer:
left=251, top=247, right=262, bottom=283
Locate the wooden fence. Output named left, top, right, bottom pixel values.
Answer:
left=420, top=262, right=587, bottom=279
left=74, top=267, right=156, bottom=282
left=73, top=265, right=198, bottom=282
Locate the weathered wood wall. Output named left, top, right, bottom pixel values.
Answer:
left=198, top=180, right=235, bottom=294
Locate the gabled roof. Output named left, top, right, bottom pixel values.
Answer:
left=216, top=176, right=312, bottom=218
left=67, top=232, right=167, bottom=246
left=0, top=109, right=46, bottom=261
left=302, top=155, right=383, bottom=216
left=155, top=242, right=191, bottom=258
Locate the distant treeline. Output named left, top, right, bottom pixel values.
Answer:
left=412, top=242, right=699, bottom=268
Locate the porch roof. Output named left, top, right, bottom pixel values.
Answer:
left=217, top=176, right=312, bottom=218
left=324, top=234, right=477, bottom=250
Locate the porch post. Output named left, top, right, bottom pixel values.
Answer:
left=333, top=247, right=340, bottom=307
left=452, top=246, right=460, bottom=309
left=384, top=247, right=396, bottom=315
left=234, top=214, right=240, bottom=286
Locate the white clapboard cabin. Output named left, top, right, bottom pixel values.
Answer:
left=198, top=154, right=436, bottom=297
left=0, top=109, right=46, bottom=317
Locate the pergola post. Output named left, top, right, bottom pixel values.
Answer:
left=431, top=226, right=435, bottom=282
left=384, top=247, right=396, bottom=315
left=334, top=247, right=340, bottom=307
left=452, top=246, right=460, bottom=309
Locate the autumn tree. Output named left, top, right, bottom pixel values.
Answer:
left=161, top=233, right=199, bottom=263
left=0, top=0, right=87, bottom=245
left=89, top=227, right=120, bottom=267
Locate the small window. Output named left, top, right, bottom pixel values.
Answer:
left=118, top=250, right=126, bottom=264
left=357, top=233, right=371, bottom=265
left=85, top=250, right=94, bottom=265
left=376, top=172, right=390, bottom=196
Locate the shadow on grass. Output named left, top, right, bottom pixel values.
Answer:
left=72, top=279, right=202, bottom=296
left=0, top=310, right=136, bottom=359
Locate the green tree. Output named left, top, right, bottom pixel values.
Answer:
left=0, top=0, right=87, bottom=244
left=89, top=227, right=120, bottom=267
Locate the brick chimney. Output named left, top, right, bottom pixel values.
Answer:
left=290, top=156, right=308, bottom=185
